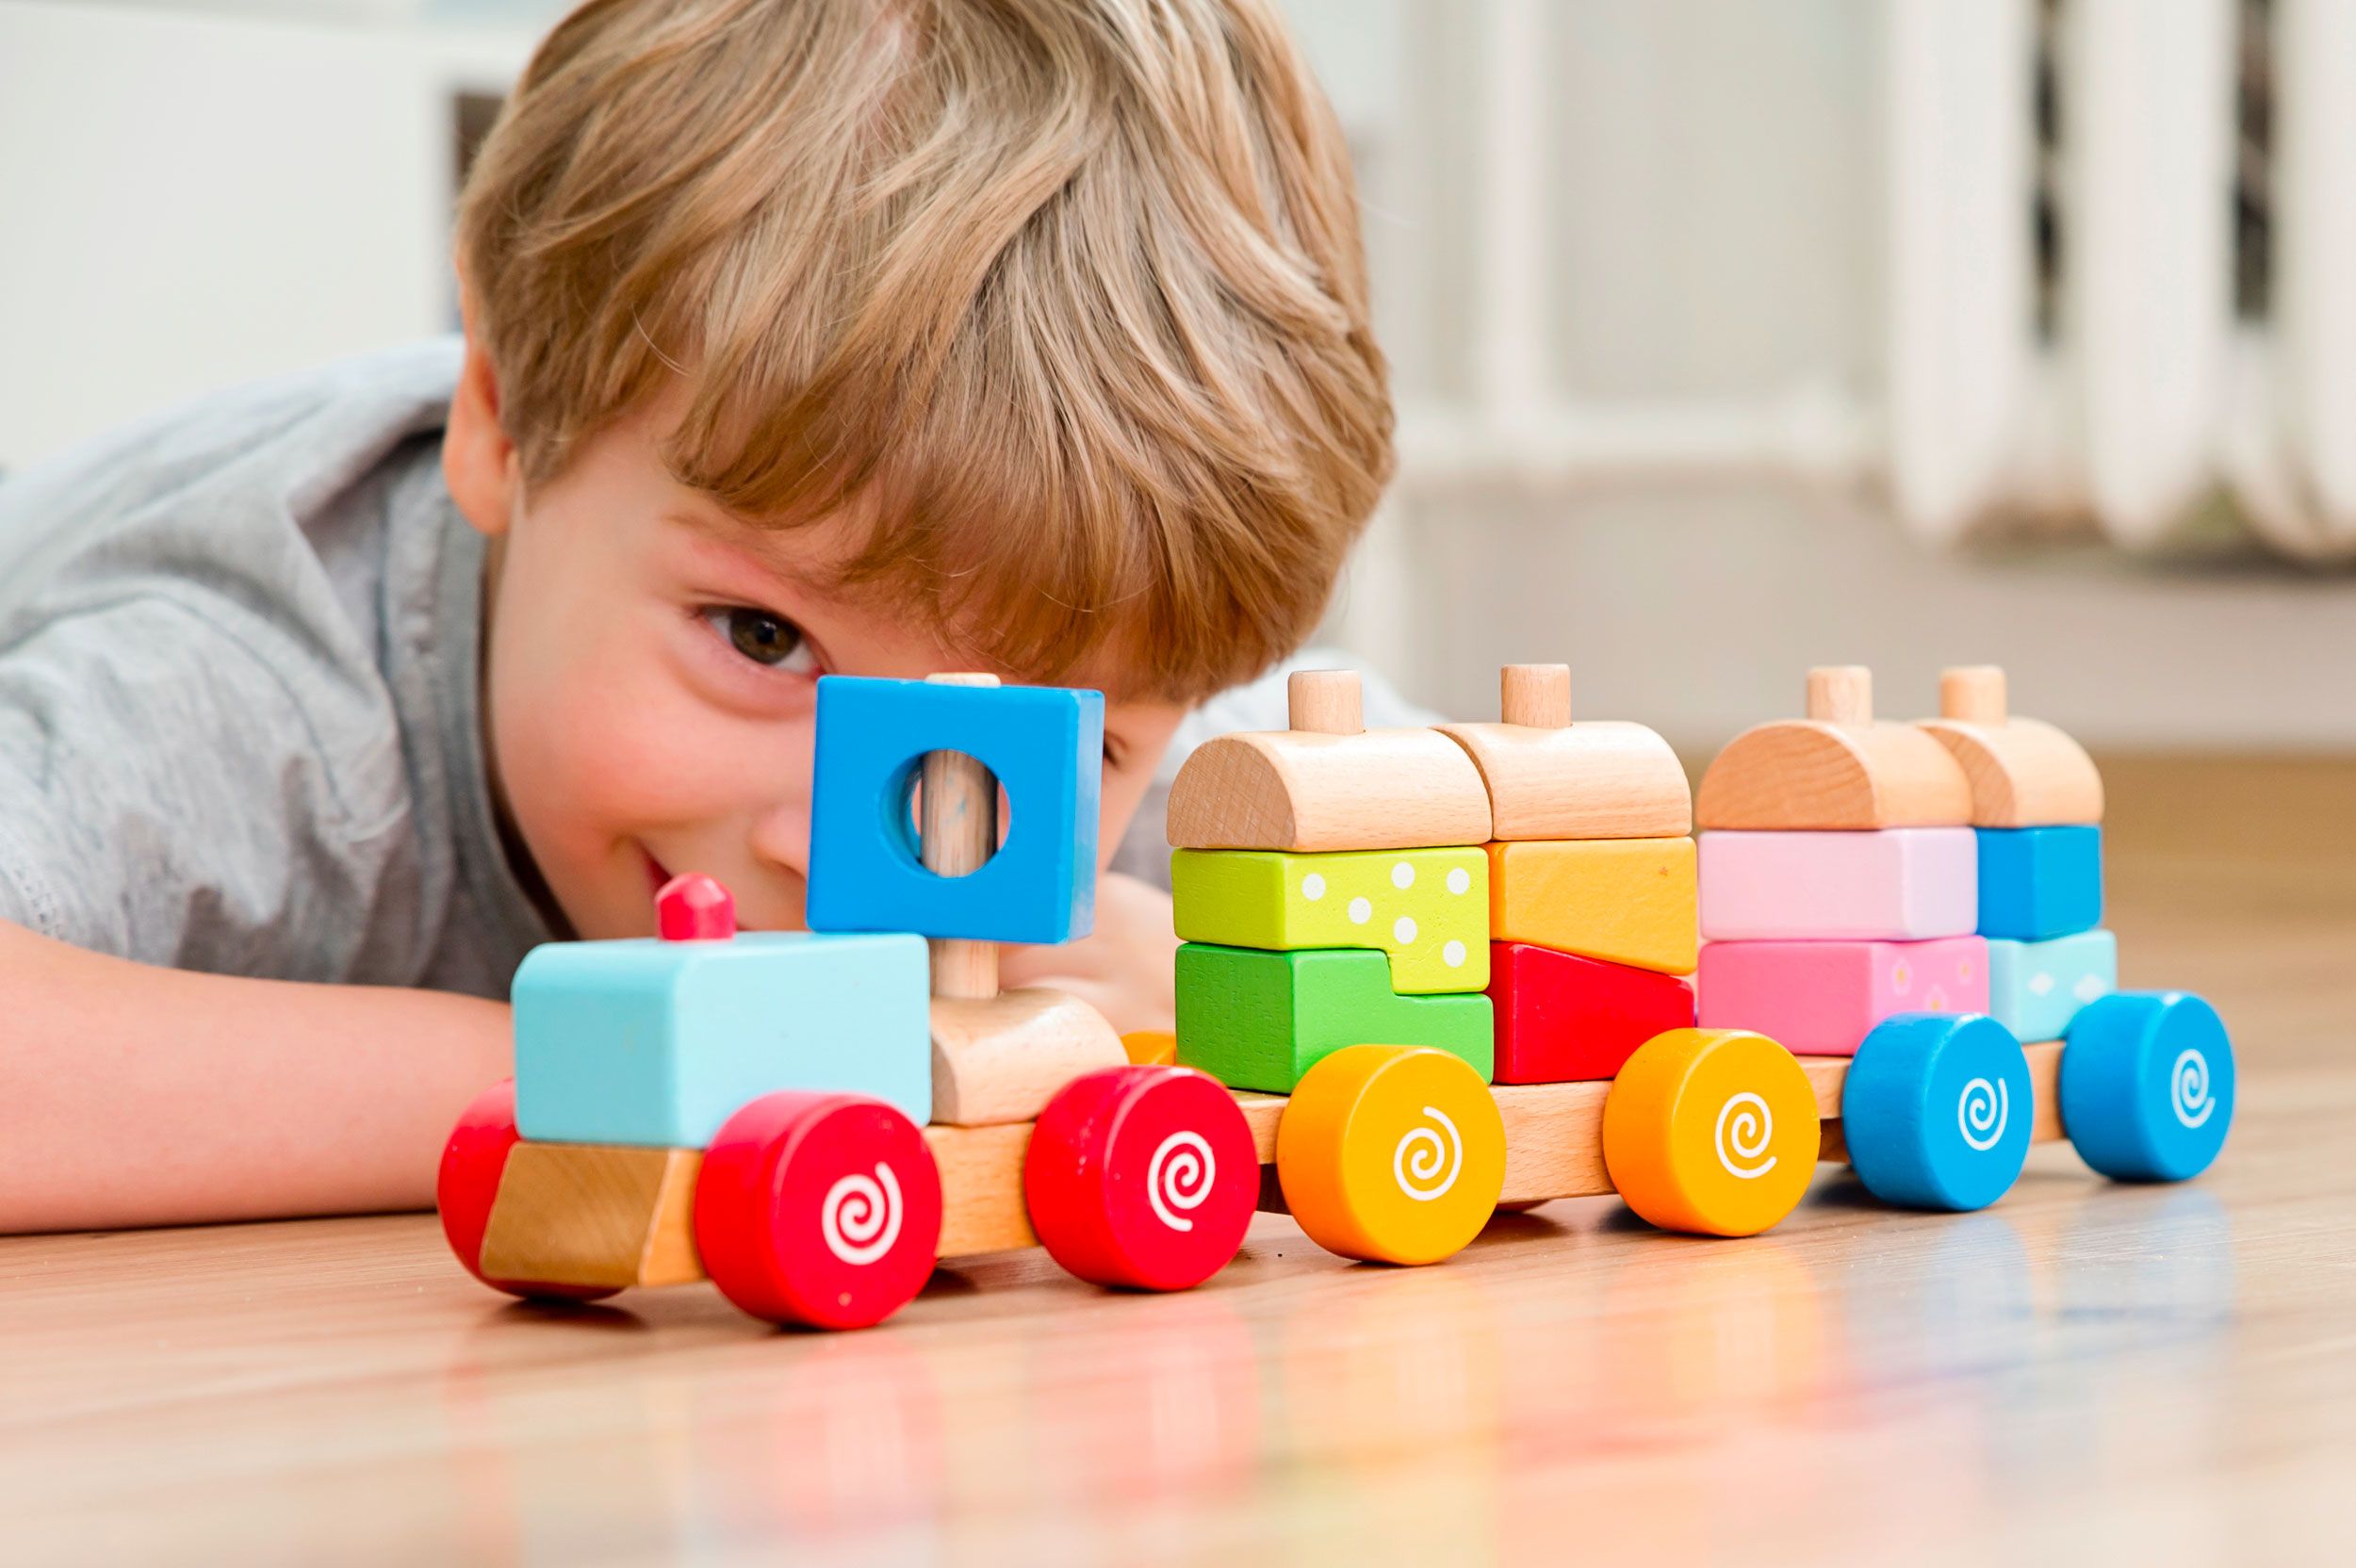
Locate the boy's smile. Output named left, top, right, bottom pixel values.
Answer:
left=450, top=358, right=1183, bottom=943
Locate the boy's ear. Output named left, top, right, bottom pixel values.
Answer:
left=443, top=300, right=520, bottom=539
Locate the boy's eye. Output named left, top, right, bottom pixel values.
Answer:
left=702, top=607, right=816, bottom=673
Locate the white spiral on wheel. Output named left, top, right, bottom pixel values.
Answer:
left=820, top=1163, right=904, bottom=1266
left=1146, top=1131, right=1215, bottom=1233
left=2171, top=1049, right=2216, bottom=1129
left=1392, top=1105, right=1464, bottom=1201
left=1957, top=1077, right=2009, bottom=1152
left=1714, top=1092, right=1776, bottom=1181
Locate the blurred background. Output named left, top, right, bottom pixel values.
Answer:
left=2, top=0, right=2351, bottom=752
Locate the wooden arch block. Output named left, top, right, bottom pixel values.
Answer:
left=1695, top=666, right=1972, bottom=830
left=929, top=988, right=1127, bottom=1127
left=1915, top=666, right=2104, bottom=826
left=1434, top=664, right=1692, bottom=841
left=1166, top=670, right=1493, bottom=851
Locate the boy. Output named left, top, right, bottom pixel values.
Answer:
left=0, top=0, right=1399, bottom=1233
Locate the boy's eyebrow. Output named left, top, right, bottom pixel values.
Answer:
left=659, top=510, right=820, bottom=596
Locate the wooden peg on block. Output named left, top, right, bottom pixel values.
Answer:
left=476, top=1142, right=706, bottom=1290
left=914, top=673, right=1127, bottom=1125
left=1916, top=665, right=2104, bottom=827
left=1286, top=668, right=1363, bottom=735
left=1435, top=663, right=1691, bottom=841
left=923, top=673, right=1004, bottom=1000
left=1167, top=669, right=1492, bottom=851
left=1695, top=665, right=1972, bottom=830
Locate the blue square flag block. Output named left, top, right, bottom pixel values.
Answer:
left=807, top=675, right=1104, bottom=945
left=1987, top=929, right=2118, bottom=1042
left=514, top=931, right=931, bottom=1148
left=1976, top=825, right=2102, bottom=941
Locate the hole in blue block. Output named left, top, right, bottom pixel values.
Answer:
left=882, top=751, right=1012, bottom=880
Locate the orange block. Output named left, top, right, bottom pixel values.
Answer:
left=1487, top=837, right=1697, bottom=976
left=1121, top=1030, right=1177, bottom=1067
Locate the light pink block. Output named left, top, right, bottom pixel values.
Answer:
left=1696, top=937, right=1990, bottom=1057
left=1698, top=828, right=1977, bottom=941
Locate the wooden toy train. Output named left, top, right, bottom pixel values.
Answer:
left=437, top=663, right=2235, bottom=1329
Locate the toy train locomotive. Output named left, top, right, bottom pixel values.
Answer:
left=437, top=662, right=2235, bottom=1329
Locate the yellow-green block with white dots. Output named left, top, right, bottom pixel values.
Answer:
left=1169, top=846, right=1490, bottom=994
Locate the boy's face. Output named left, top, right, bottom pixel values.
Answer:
left=452, top=381, right=1186, bottom=941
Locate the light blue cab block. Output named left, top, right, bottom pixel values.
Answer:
left=513, top=931, right=931, bottom=1149
left=1986, top=929, right=2119, bottom=1042
left=807, top=676, right=1104, bottom=946
left=1976, top=825, right=2102, bottom=941
left=2061, top=991, right=2234, bottom=1183
left=1842, top=1013, right=2034, bottom=1212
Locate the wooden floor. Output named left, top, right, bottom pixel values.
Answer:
left=3, top=756, right=2350, bottom=1566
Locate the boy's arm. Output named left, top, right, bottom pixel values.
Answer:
left=0, top=920, right=510, bottom=1233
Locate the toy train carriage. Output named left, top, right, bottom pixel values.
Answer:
left=1160, top=663, right=2235, bottom=1264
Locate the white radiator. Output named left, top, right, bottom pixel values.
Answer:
left=1892, top=0, right=2356, bottom=560
left=1387, top=0, right=2356, bottom=564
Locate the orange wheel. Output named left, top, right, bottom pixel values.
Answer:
left=1601, top=1030, right=1819, bottom=1237
left=1276, top=1045, right=1505, bottom=1266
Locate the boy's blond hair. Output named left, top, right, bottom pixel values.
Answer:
left=457, top=0, right=1391, bottom=701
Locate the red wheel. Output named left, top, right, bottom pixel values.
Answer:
left=435, top=1081, right=619, bottom=1303
left=695, top=1093, right=942, bottom=1330
left=1023, top=1066, right=1258, bottom=1291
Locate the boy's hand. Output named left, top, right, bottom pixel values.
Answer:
left=997, top=871, right=1177, bottom=1036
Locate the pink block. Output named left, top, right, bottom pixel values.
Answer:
left=1698, top=828, right=1977, bottom=941
left=1696, top=937, right=1990, bottom=1056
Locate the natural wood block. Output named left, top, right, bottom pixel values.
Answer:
left=1435, top=663, right=1691, bottom=841
left=1492, top=1080, right=1613, bottom=1202
left=477, top=1142, right=706, bottom=1290
left=1170, top=845, right=1489, bottom=992
left=1487, top=837, right=1698, bottom=976
left=1917, top=666, right=2104, bottom=827
left=1167, top=670, right=1492, bottom=851
left=1232, top=1091, right=1286, bottom=1162
left=2025, top=1037, right=2065, bottom=1142
left=925, top=1120, right=1039, bottom=1256
left=1695, top=665, right=1972, bottom=830
left=929, top=988, right=1127, bottom=1127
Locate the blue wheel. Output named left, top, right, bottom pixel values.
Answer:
left=1842, top=1014, right=2033, bottom=1211
left=2060, top=992, right=2234, bottom=1182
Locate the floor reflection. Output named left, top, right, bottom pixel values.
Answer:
left=425, top=1169, right=2242, bottom=1563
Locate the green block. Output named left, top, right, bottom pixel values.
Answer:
left=1174, top=943, right=1495, bottom=1093
left=1170, top=846, right=1490, bottom=994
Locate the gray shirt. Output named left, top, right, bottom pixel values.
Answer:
left=0, top=341, right=1427, bottom=997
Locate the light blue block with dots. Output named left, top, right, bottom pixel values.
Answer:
left=1987, top=929, right=2118, bottom=1042
left=806, top=676, right=1103, bottom=945
left=1841, top=1013, right=2034, bottom=1212
left=1976, top=825, right=2103, bottom=941
left=2060, top=990, right=2234, bottom=1182
left=513, top=931, right=932, bottom=1148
